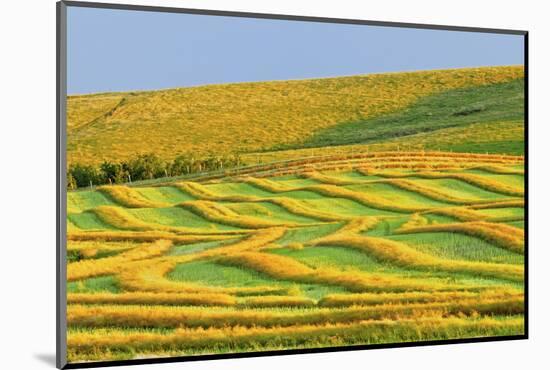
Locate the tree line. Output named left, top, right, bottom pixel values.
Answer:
left=67, top=153, right=244, bottom=190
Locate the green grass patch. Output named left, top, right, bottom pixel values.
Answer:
left=271, top=176, right=321, bottom=187
left=134, top=186, right=195, bottom=204
left=388, top=232, right=524, bottom=265
left=270, top=245, right=386, bottom=271
left=168, top=261, right=276, bottom=287
left=128, top=207, right=241, bottom=231
left=293, top=79, right=524, bottom=150
left=475, top=207, right=524, bottom=219
left=459, top=169, right=524, bottom=188
left=169, top=239, right=242, bottom=256
left=269, top=190, right=326, bottom=200
left=67, top=249, right=123, bottom=263
left=364, top=217, right=409, bottom=236
left=301, top=198, right=399, bottom=217
left=275, top=223, right=344, bottom=246
left=442, top=140, right=524, bottom=155
left=346, top=183, right=449, bottom=208
left=424, top=214, right=457, bottom=224
left=506, top=220, right=524, bottom=229
left=325, top=170, right=383, bottom=181
left=205, top=183, right=275, bottom=197
left=168, top=260, right=345, bottom=299
left=67, top=275, right=121, bottom=293
left=225, top=202, right=317, bottom=224
left=480, top=174, right=524, bottom=188
left=411, top=178, right=511, bottom=200
left=267, top=244, right=492, bottom=285
left=287, top=244, right=522, bottom=288
left=68, top=211, right=118, bottom=230
left=68, top=191, right=116, bottom=213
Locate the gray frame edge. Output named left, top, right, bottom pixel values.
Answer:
left=56, top=1, right=68, bottom=369
left=61, top=0, right=527, bottom=35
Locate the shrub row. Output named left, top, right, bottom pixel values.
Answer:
left=67, top=153, right=245, bottom=189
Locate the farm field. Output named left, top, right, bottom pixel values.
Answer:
left=67, top=66, right=523, bottom=166
left=66, top=151, right=525, bottom=362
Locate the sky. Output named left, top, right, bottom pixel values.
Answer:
left=67, top=6, right=524, bottom=95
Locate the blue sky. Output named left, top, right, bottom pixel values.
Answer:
left=67, top=6, right=524, bottom=95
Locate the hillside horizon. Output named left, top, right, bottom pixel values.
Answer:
left=67, top=64, right=524, bottom=97
left=67, top=65, right=524, bottom=167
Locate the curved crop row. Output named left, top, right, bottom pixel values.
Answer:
left=304, top=171, right=513, bottom=207
left=219, top=252, right=473, bottom=293
left=302, top=171, right=357, bottom=186
left=241, top=296, right=316, bottom=308
left=67, top=239, right=173, bottom=281
left=369, top=170, right=523, bottom=197
left=179, top=200, right=295, bottom=229
left=89, top=205, right=245, bottom=235
left=468, top=199, right=524, bottom=209
left=242, top=178, right=427, bottom=213
left=118, top=257, right=294, bottom=297
left=318, top=288, right=522, bottom=308
left=422, top=207, right=488, bottom=222
left=67, top=315, right=524, bottom=361
left=472, top=165, right=525, bottom=175
left=385, top=179, right=485, bottom=205
left=97, top=186, right=168, bottom=208
left=240, top=154, right=523, bottom=180
left=88, top=206, right=160, bottom=231
left=201, top=151, right=523, bottom=183
left=399, top=214, right=429, bottom=230
left=313, top=235, right=523, bottom=281
left=178, top=182, right=344, bottom=222
left=398, top=221, right=524, bottom=254
left=117, top=228, right=289, bottom=294
left=67, top=296, right=524, bottom=329
left=67, top=230, right=241, bottom=243
left=327, top=217, right=380, bottom=235
left=68, top=291, right=237, bottom=306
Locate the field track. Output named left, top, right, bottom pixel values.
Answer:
left=67, top=151, right=525, bottom=362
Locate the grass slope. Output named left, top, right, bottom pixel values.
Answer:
left=67, top=66, right=522, bottom=165
left=291, top=79, right=523, bottom=150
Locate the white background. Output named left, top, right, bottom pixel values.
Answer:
left=1, top=0, right=548, bottom=369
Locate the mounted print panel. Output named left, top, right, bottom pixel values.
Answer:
left=57, top=1, right=527, bottom=368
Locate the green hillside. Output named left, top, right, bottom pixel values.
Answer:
left=67, top=66, right=523, bottom=166
left=291, top=79, right=524, bottom=150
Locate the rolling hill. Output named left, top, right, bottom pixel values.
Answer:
left=67, top=66, right=524, bottom=166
